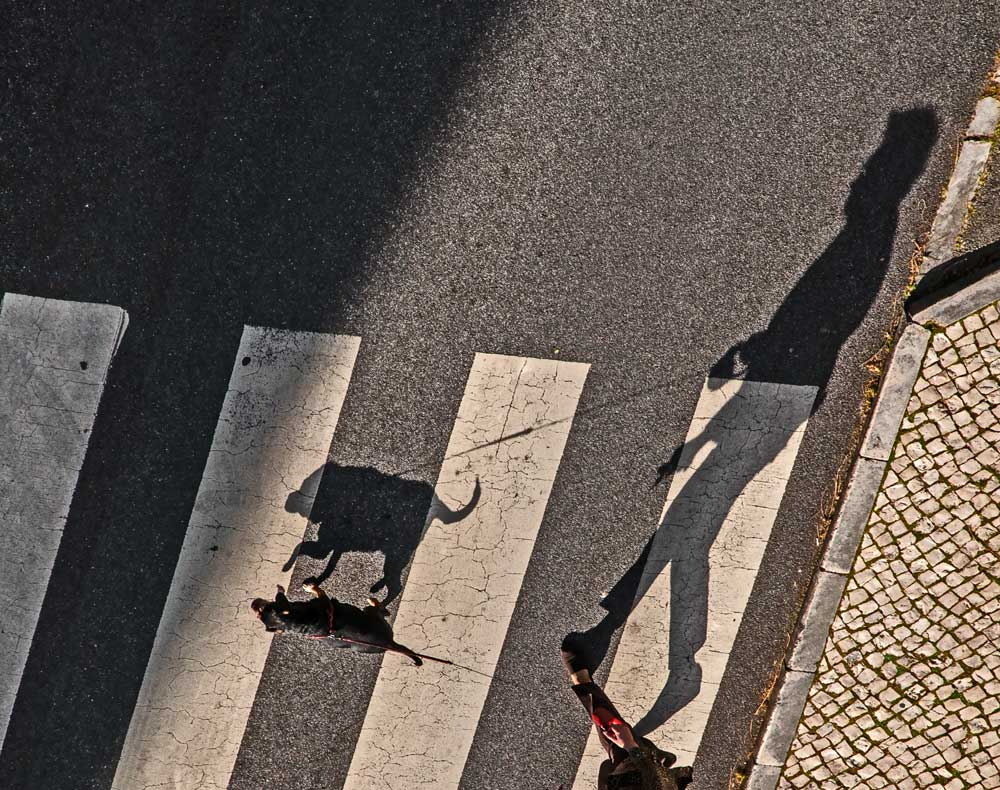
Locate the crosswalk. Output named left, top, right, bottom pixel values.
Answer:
left=0, top=292, right=817, bottom=789
left=0, top=294, right=128, bottom=753
left=344, top=354, right=589, bottom=790
left=113, top=328, right=361, bottom=790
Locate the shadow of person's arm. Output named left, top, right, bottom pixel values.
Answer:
left=709, top=342, right=742, bottom=382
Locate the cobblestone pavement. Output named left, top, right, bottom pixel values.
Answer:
left=779, top=302, right=1000, bottom=789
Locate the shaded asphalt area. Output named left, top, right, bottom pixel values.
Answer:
left=2, top=3, right=998, bottom=788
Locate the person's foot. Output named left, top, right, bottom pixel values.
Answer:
left=560, top=632, right=597, bottom=676
left=648, top=743, right=677, bottom=768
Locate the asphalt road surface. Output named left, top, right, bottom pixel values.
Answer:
left=1, top=2, right=998, bottom=789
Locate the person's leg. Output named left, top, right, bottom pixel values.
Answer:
left=561, top=635, right=629, bottom=764
left=562, top=635, right=691, bottom=784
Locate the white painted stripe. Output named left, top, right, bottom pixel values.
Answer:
left=112, top=328, right=360, bottom=790
left=573, top=378, right=816, bottom=787
left=0, top=294, right=128, bottom=751
left=344, top=353, right=589, bottom=790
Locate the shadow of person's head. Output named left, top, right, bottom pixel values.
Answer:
left=710, top=107, right=938, bottom=402
left=843, top=107, right=938, bottom=222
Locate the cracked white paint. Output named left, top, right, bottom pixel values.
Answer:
left=573, top=378, right=816, bottom=787
left=344, top=353, right=589, bottom=790
left=0, top=294, right=128, bottom=752
left=112, top=328, right=359, bottom=790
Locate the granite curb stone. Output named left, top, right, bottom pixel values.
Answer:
left=756, top=670, right=817, bottom=768
left=922, top=141, right=993, bottom=270
left=967, top=96, right=1000, bottom=139
left=911, top=266, right=1000, bottom=327
left=859, top=323, right=931, bottom=461
left=821, top=457, right=887, bottom=575
left=745, top=764, right=783, bottom=790
left=787, top=570, right=849, bottom=674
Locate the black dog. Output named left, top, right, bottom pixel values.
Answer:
left=251, top=577, right=424, bottom=666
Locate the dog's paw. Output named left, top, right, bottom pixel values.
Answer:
left=367, top=596, right=389, bottom=614
left=301, top=576, right=320, bottom=592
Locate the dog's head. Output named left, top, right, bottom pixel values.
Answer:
left=250, top=598, right=269, bottom=616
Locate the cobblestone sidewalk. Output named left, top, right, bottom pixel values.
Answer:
left=779, top=304, right=1000, bottom=788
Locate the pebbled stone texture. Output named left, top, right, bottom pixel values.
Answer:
left=779, top=302, right=1000, bottom=788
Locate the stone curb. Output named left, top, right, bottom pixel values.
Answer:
left=820, top=457, right=885, bottom=575
left=857, top=324, right=931, bottom=461
left=755, top=670, right=816, bottom=767
left=745, top=764, right=783, bottom=790
left=911, top=265, right=1000, bottom=326
left=744, top=84, right=1000, bottom=790
left=743, top=326, right=929, bottom=787
left=907, top=237, right=1000, bottom=323
left=921, top=95, right=1000, bottom=272
left=786, top=569, right=848, bottom=673
left=921, top=141, right=992, bottom=271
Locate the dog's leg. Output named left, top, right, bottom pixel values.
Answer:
left=302, top=576, right=330, bottom=602
left=366, top=595, right=390, bottom=617
left=375, top=552, right=406, bottom=605
left=282, top=543, right=302, bottom=573
left=317, top=548, right=343, bottom=585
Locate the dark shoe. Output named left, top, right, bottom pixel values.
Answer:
left=560, top=632, right=597, bottom=675
left=641, top=739, right=676, bottom=768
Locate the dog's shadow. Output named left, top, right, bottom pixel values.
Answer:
left=284, top=463, right=480, bottom=604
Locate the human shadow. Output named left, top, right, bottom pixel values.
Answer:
left=284, top=463, right=481, bottom=604
left=571, top=107, right=938, bottom=736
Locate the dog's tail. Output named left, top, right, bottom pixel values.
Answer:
left=391, top=641, right=423, bottom=667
